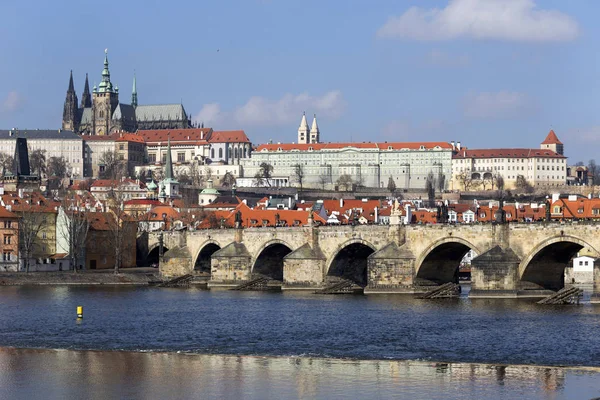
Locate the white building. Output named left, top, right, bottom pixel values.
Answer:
left=0, top=129, right=84, bottom=178
left=451, top=131, right=567, bottom=190
left=565, top=255, right=595, bottom=284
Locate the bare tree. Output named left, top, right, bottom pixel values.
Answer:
left=437, top=173, right=446, bottom=192
left=387, top=176, right=396, bottom=196
left=47, top=156, right=70, bottom=178
left=482, top=175, right=492, bottom=190
left=105, top=189, right=135, bottom=274
left=457, top=171, right=474, bottom=191
left=292, top=164, right=305, bottom=192
left=203, top=166, right=213, bottom=182
left=152, top=168, right=165, bottom=182
left=336, top=174, right=353, bottom=191
left=253, top=172, right=265, bottom=187
left=0, top=153, right=14, bottom=176
left=516, top=175, right=534, bottom=193
left=29, top=149, right=47, bottom=177
left=354, top=172, right=365, bottom=190
left=588, top=159, right=598, bottom=185
left=99, top=150, right=126, bottom=180
left=318, top=175, right=329, bottom=190
left=425, top=172, right=436, bottom=206
left=16, top=205, right=46, bottom=272
left=176, top=169, right=191, bottom=185
left=259, top=162, right=274, bottom=187
left=221, top=171, right=236, bottom=188
left=188, top=161, right=204, bottom=188
left=58, top=193, right=91, bottom=272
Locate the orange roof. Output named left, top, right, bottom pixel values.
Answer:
left=0, top=205, right=17, bottom=218
left=234, top=202, right=326, bottom=227
left=453, top=148, right=565, bottom=159
left=208, top=130, right=250, bottom=143
left=146, top=205, right=181, bottom=221
left=87, top=213, right=115, bottom=231
left=137, top=128, right=211, bottom=145
left=256, top=141, right=451, bottom=152
left=541, top=130, right=563, bottom=145
left=91, top=179, right=146, bottom=189
left=116, top=132, right=145, bottom=143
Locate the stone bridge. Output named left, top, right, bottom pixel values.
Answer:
left=147, top=221, right=600, bottom=298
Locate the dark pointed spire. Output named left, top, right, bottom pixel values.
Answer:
left=68, top=70, right=75, bottom=92
left=165, top=134, right=174, bottom=180
left=81, top=73, right=92, bottom=108
left=62, top=70, right=79, bottom=131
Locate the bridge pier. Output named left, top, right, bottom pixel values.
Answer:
left=208, top=242, right=252, bottom=288
left=364, top=243, right=418, bottom=294
left=591, top=263, right=600, bottom=304
left=282, top=244, right=326, bottom=290
left=469, top=246, right=521, bottom=298
left=160, top=246, right=193, bottom=278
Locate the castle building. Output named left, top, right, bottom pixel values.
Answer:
left=450, top=130, right=567, bottom=190
left=62, top=50, right=190, bottom=135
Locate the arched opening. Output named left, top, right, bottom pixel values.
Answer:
left=218, top=148, right=223, bottom=159
left=252, top=243, right=293, bottom=281
left=416, top=242, right=476, bottom=286
left=211, top=148, right=215, bottom=159
left=194, top=243, right=221, bottom=275
left=471, top=172, right=481, bottom=180
left=147, top=246, right=169, bottom=268
left=483, top=172, right=493, bottom=180
left=327, top=243, right=375, bottom=287
left=521, top=241, right=585, bottom=291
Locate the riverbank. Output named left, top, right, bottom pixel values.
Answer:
left=0, top=269, right=159, bottom=286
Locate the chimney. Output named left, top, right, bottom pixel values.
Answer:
left=451, top=141, right=455, bottom=150
left=457, top=141, right=461, bottom=151
left=340, top=198, right=343, bottom=208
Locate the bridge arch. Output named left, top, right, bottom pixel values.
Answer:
left=415, top=237, right=483, bottom=285
left=325, top=239, right=377, bottom=287
left=193, top=240, right=222, bottom=274
left=147, top=244, right=170, bottom=267
left=251, top=239, right=294, bottom=281
left=519, top=235, right=599, bottom=291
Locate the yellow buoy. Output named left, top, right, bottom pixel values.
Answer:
left=77, top=306, right=83, bottom=319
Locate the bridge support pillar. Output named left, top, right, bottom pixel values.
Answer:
left=160, top=246, right=193, bottom=278
left=208, top=242, right=252, bottom=288
left=282, top=244, right=326, bottom=290
left=469, top=245, right=521, bottom=298
left=364, top=243, right=416, bottom=294
left=591, top=262, right=600, bottom=304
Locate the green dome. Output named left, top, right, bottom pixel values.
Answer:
left=201, top=188, right=220, bottom=195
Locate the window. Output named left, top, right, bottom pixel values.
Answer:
left=148, top=154, right=156, bottom=163
left=219, top=149, right=223, bottom=159
left=119, top=144, right=124, bottom=150
left=42, top=232, right=47, bottom=239
left=177, top=153, right=185, bottom=162
left=593, top=209, right=600, bottom=216
left=3, top=235, right=10, bottom=244
left=3, top=221, right=11, bottom=228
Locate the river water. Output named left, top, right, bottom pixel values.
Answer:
left=0, top=286, right=600, bottom=399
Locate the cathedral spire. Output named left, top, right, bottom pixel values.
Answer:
left=62, top=70, right=79, bottom=131
left=81, top=73, right=92, bottom=108
left=297, top=112, right=309, bottom=144
left=68, top=70, right=75, bottom=92
left=98, top=49, right=114, bottom=93
left=131, top=71, right=138, bottom=108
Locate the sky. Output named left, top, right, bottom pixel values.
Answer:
left=0, top=0, right=599, bottom=162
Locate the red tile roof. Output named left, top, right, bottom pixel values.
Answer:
left=541, top=130, right=563, bottom=145
left=0, top=205, right=17, bottom=218
left=116, top=132, right=145, bottom=143
left=137, top=128, right=212, bottom=145
left=208, top=130, right=250, bottom=144
left=256, top=142, right=452, bottom=152
left=452, top=148, right=565, bottom=159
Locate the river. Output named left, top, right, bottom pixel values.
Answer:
left=0, top=286, right=599, bottom=399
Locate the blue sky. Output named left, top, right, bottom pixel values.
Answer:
left=0, top=0, right=598, bottom=162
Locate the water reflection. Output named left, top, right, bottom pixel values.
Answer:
left=0, top=348, right=597, bottom=400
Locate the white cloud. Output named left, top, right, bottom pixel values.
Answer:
left=382, top=119, right=447, bottom=140
left=377, top=0, right=579, bottom=42
left=463, top=91, right=533, bottom=119
left=424, top=49, right=470, bottom=68
left=1, top=91, right=25, bottom=113
left=194, top=90, right=345, bottom=128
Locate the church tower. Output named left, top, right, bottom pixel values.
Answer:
left=62, top=70, right=79, bottom=131
left=80, top=73, right=92, bottom=108
left=92, top=49, right=120, bottom=135
left=310, top=114, right=320, bottom=144
left=297, top=112, right=309, bottom=144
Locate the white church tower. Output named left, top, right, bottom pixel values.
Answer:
left=310, top=114, right=320, bottom=144
left=297, top=112, right=309, bottom=144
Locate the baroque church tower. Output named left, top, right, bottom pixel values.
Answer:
left=92, top=50, right=120, bottom=135
left=62, top=70, right=79, bottom=131
left=297, top=112, right=320, bottom=144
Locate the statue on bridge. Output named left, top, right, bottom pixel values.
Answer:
left=235, top=210, right=242, bottom=228
left=436, top=202, right=449, bottom=224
